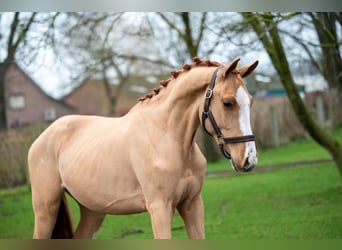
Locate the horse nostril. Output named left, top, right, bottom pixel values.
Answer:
left=243, top=158, right=254, bottom=172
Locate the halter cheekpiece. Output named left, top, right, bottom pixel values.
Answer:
left=201, top=66, right=256, bottom=159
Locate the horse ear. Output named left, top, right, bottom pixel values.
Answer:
left=222, top=58, right=240, bottom=78
left=239, top=60, right=259, bottom=78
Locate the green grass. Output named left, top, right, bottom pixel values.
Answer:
left=0, top=128, right=342, bottom=239
left=94, top=163, right=342, bottom=239
left=208, top=127, right=342, bottom=172
left=203, top=164, right=342, bottom=239
left=258, top=126, right=342, bottom=165
left=0, top=186, right=33, bottom=238
left=0, top=163, right=340, bottom=239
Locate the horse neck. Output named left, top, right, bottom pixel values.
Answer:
left=142, top=67, right=215, bottom=149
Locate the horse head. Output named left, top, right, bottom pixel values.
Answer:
left=201, top=58, right=258, bottom=172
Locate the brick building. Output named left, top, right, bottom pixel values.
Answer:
left=4, top=62, right=75, bottom=128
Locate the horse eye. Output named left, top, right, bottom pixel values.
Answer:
left=223, top=101, right=234, bottom=109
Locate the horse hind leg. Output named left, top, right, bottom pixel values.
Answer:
left=29, top=148, right=68, bottom=238
left=177, top=195, right=205, bottom=239
left=74, top=204, right=105, bottom=239
left=51, top=193, right=74, bottom=238
left=30, top=175, right=65, bottom=239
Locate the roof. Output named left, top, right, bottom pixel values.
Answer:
left=7, top=62, right=76, bottom=111
left=63, top=78, right=112, bottom=116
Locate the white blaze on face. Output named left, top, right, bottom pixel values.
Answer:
left=235, top=86, right=258, bottom=166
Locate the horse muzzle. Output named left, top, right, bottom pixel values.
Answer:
left=232, top=154, right=257, bottom=173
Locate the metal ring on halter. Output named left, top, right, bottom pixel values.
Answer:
left=204, top=89, right=213, bottom=99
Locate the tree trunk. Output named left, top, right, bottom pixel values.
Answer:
left=0, top=61, right=9, bottom=130
left=310, top=13, right=342, bottom=126
left=0, top=12, right=37, bottom=130
left=242, top=12, right=342, bottom=177
left=310, top=13, right=342, bottom=91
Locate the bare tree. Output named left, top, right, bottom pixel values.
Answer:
left=0, top=12, right=64, bottom=129
left=154, top=12, right=225, bottom=161
left=241, top=12, right=342, bottom=176
left=54, top=12, right=172, bottom=114
left=277, top=12, right=342, bottom=123
left=276, top=13, right=342, bottom=86
left=0, top=12, right=37, bottom=129
left=308, top=12, right=342, bottom=92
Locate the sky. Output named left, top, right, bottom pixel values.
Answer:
left=1, top=12, right=333, bottom=100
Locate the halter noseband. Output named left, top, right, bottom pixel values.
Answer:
left=201, top=66, right=256, bottom=159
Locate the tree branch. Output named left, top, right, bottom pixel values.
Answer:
left=278, top=28, right=321, bottom=71
left=12, top=12, right=37, bottom=53
left=7, top=12, right=20, bottom=59
left=194, top=12, right=207, bottom=54
left=156, top=12, right=185, bottom=40
left=240, top=13, right=275, bottom=59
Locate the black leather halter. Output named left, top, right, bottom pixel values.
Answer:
left=201, top=66, right=256, bottom=159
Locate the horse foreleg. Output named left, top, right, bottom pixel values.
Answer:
left=177, top=195, right=205, bottom=239
left=147, top=200, right=174, bottom=239
left=74, top=204, right=105, bottom=239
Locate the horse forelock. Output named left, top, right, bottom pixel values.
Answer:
left=137, top=57, right=222, bottom=102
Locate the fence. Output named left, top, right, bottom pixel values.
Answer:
left=0, top=125, right=46, bottom=188
left=251, top=89, right=341, bottom=148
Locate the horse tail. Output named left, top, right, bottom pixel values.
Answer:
left=51, top=193, right=74, bottom=239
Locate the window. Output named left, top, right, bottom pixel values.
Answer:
left=9, top=94, right=25, bottom=109
left=44, top=108, right=56, bottom=122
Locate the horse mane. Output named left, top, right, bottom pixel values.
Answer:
left=137, top=57, right=222, bottom=102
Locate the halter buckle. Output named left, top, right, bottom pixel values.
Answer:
left=217, top=135, right=225, bottom=146
left=205, top=89, right=213, bottom=99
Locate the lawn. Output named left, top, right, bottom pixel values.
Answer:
left=208, top=127, right=342, bottom=172
left=0, top=128, right=341, bottom=239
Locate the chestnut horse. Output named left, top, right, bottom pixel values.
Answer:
left=28, top=57, right=258, bottom=239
